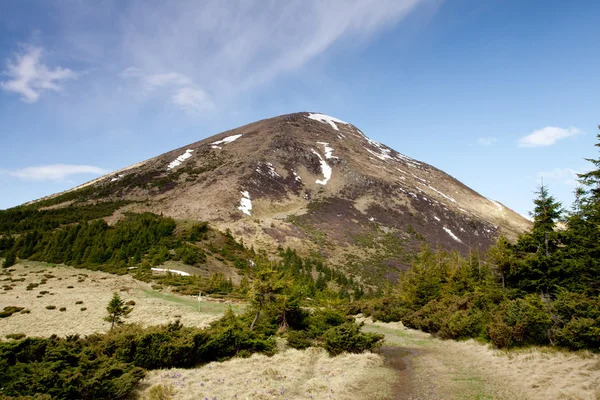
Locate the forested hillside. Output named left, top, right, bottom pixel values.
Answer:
left=354, top=132, right=600, bottom=350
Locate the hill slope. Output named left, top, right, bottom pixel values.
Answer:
left=30, top=112, right=530, bottom=284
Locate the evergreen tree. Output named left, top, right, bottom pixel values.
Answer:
left=2, top=249, right=16, bottom=268
left=530, top=183, right=563, bottom=257
left=563, top=127, right=600, bottom=294
left=104, top=293, right=133, bottom=329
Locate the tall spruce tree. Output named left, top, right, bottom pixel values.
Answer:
left=530, top=183, right=563, bottom=257
left=564, top=128, right=600, bottom=294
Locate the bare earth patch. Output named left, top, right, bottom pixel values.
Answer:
left=136, top=347, right=395, bottom=400
left=0, top=261, right=226, bottom=338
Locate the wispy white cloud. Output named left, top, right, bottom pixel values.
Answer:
left=47, top=0, right=431, bottom=114
left=518, top=126, right=581, bottom=148
left=171, top=87, right=213, bottom=114
left=121, top=67, right=211, bottom=113
left=538, top=168, right=580, bottom=186
left=0, top=46, right=77, bottom=103
left=477, top=137, right=498, bottom=146
left=1, top=164, right=107, bottom=181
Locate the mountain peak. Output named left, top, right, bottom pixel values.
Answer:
left=28, top=112, right=530, bottom=285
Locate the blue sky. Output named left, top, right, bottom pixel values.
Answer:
left=1, top=0, right=599, bottom=217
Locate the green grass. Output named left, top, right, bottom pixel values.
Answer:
left=362, top=323, right=434, bottom=347
left=142, top=289, right=245, bottom=315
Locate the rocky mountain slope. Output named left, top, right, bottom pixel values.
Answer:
left=33, top=112, right=530, bottom=284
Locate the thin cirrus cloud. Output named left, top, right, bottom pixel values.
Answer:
left=0, top=46, right=77, bottom=103
left=1, top=164, right=108, bottom=181
left=121, top=67, right=212, bottom=113
left=45, top=0, right=431, bottom=113
left=477, top=137, right=498, bottom=146
left=538, top=168, right=580, bottom=186
left=518, top=126, right=581, bottom=148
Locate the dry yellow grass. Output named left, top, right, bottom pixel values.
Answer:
left=136, top=347, right=395, bottom=400
left=0, top=261, right=222, bottom=338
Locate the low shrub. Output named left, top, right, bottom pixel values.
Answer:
left=146, top=383, right=176, bottom=400
left=45, top=305, right=56, bottom=310
left=75, top=301, right=83, bottom=305
left=80, top=308, right=87, bottom=311
left=5, top=333, right=26, bottom=340
left=59, top=307, right=66, bottom=312
left=0, top=306, right=25, bottom=318
left=322, top=322, right=384, bottom=356
left=286, top=330, right=313, bottom=350
left=487, top=295, right=552, bottom=348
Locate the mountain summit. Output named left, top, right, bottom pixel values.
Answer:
left=36, top=112, right=530, bottom=284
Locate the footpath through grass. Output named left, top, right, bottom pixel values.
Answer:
left=361, top=321, right=521, bottom=400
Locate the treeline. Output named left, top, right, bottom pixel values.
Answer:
left=353, top=132, right=600, bottom=350
left=0, top=201, right=130, bottom=234
left=2, top=213, right=178, bottom=270
left=0, top=205, right=366, bottom=300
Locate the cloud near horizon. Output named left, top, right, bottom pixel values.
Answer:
left=0, top=46, right=77, bottom=103
left=1, top=164, right=108, bottom=181
left=518, top=126, right=581, bottom=148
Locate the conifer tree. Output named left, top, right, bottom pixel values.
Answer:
left=2, top=249, right=16, bottom=268
left=530, top=183, right=563, bottom=257
left=104, top=293, right=133, bottom=329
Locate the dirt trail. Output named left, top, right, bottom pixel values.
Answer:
left=363, top=319, right=600, bottom=400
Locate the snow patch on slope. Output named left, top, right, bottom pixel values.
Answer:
left=427, top=185, right=457, bottom=203
left=443, top=227, right=463, bottom=243
left=316, top=142, right=338, bottom=159
left=307, top=113, right=349, bottom=131
left=238, top=191, right=252, bottom=215
left=167, top=149, right=194, bottom=170
left=490, top=199, right=503, bottom=211
left=151, top=268, right=191, bottom=276
left=311, top=149, right=332, bottom=185
left=211, top=134, right=242, bottom=146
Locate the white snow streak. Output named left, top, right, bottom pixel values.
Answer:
left=443, top=227, right=463, bottom=243
left=490, top=199, right=503, bottom=211
left=238, top=191, right=252, bottom=215
left=110, top=174, right=125, bottom=182
left=167, top=149, right=194, bottom=170
left=427, top=185, right=457, bottom=203
left=293, top=171, right=301, bottom=182
left=151, top=268, right=191, bottom=276
left=311, top=149, right=332, bottom=185
left=211, top=134, right=242, bottom=146
left=316, top=142, right=337, bottom=159
left=434, top=216, right=440, bottom=222
left=307, top=113, right=349, bottom=131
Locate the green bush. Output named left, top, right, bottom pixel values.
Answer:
left=0, top=307, right=25, bottom=318
left=306, top=308, right=346, bottom=338
left=487, top=295, right=552, bottom=348
left=551, top=291, right=600, bottom=350
left=5, top=333, right=26, bottom=340
left=286, top=330, right=313, bottom=350
left=322, top=322, right=383, bottom=356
